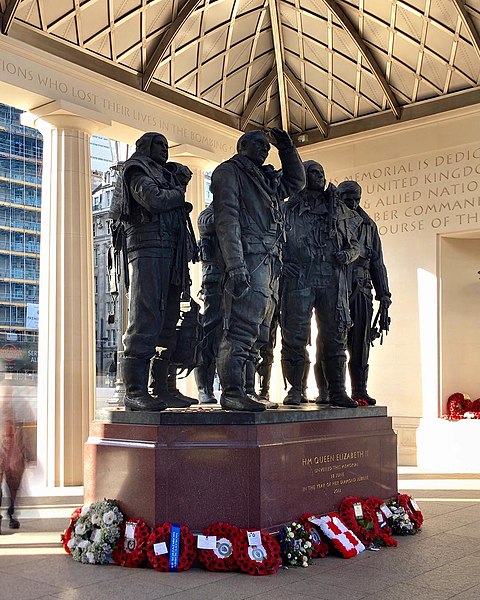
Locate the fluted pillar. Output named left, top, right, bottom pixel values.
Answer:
left=22, top=101, right=110, bottom=487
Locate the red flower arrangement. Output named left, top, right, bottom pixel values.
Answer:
left=364, top=497, right=397, bottom=546
left=112, top=519, right=151, bottom=568
left=444, top=393, right=480, bottom=420
left=356, top=399, right=369, bottom=407
left=445, top=392, right=471, bottom=420
left=397, top=494, right=423, bottom=530
left=233, top=529, right=281, bottom=576
left=146, top=522, right=196, bottom=572
left=61, top=507, right=82, bottom=554
left=339, top=496, right=397, bottom=547
left=313, top=513, right=365, bottom=558
left=299, top=514, right=330, bottom=558
left=196, top=522, right=241, bottom=572
left=471, top=399, right=480, bottom=411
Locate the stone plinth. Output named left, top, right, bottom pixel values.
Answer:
left=84, top=406, right=397, bottom=531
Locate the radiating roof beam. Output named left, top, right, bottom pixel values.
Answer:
left=268, top=0, right=289, bottom=130
left=284, top=65, right=328, bottom=136
left=451, top=0, right=480, bottom=59
left=1, top=0, right=22, bottom=34
left=240, top=69, right=277, bottom=130
left=320, top=0, right=401, bottom=119
left=143, top=0, right=203, bottom=91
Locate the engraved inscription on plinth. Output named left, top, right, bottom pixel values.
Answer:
left=259, top=419, right=397, bottom=527
left=301, top=449, right=371, bottom=497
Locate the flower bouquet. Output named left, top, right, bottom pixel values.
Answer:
left=386, top=500, right=417, bottom=535
left=66, top=500, right=124, bottom=564
left=278, top=521, right=313, bottom=567
left=397, top=494, right=423, bottom=530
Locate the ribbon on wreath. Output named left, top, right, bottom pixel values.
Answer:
left=146, top=522, right=196, bottom=572
left=169, top=524, right=181, bottom=572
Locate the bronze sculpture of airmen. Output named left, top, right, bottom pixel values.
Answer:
left=339, top=180, right=391, bottom=405
left=281, top=162, right=361, bottom=408
left=212, top=129, right=305, bottom=412
left=114, top=132, right=197, bottom=412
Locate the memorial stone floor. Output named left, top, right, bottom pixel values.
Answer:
left=1, top=473, right=479, bottom=600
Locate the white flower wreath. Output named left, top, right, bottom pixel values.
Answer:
left=67, top=500, right=124, bottom=564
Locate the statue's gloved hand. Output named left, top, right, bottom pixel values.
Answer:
left=334, top=250, right=349, bottom=265
left=225, top=267, right=250, bottom=299
left=379, top=295, right=392, bottom=308
left=184, top=201, right=193, bottom=214
left=282, top=263, right=301, bottom=279
left=268, top=128, right=294, bottom=151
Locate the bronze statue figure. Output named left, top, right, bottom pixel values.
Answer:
left=212, top=129, right=305, bottom=412
left=281, top=162, right=361, bottom=409
left=112, top=132, right=197, bottom=411
left=339, top=180, right=391, bottom=405
left=194, top=204, right=222, bottom=404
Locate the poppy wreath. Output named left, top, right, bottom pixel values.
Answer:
left=314, top=513, right=365, bottom=558
left=339, top=496, right=397, bottom=547
left=196, top=522, right=241, bottom=572
left=233, top=529, right=282, bottom=576
left=61, top=507, right=82, bottom=554
left=445, top=392, right=471, bottom=420
left=299, top=514, right=330, bottom=558
left=397, top=494, right=424, bottom=530
left=363, top=497, right=397, bottom=547
left=146, top=522, right=196, bottom=572
left=112, top=519, right=151, bottom=568
left=338, top=496, right=380, bottom=546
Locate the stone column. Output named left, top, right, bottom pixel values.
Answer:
left=22, top=100, right=110, bottom=487
left=168, top=150, right=217, bottom=399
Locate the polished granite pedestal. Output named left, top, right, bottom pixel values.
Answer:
left=84, top=405, right=397, bottom=531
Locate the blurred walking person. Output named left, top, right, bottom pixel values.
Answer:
left=0, top=392, right=26, bottom=531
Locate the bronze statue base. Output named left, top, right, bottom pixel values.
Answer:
left=84, top=405, right=397, bottom=530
